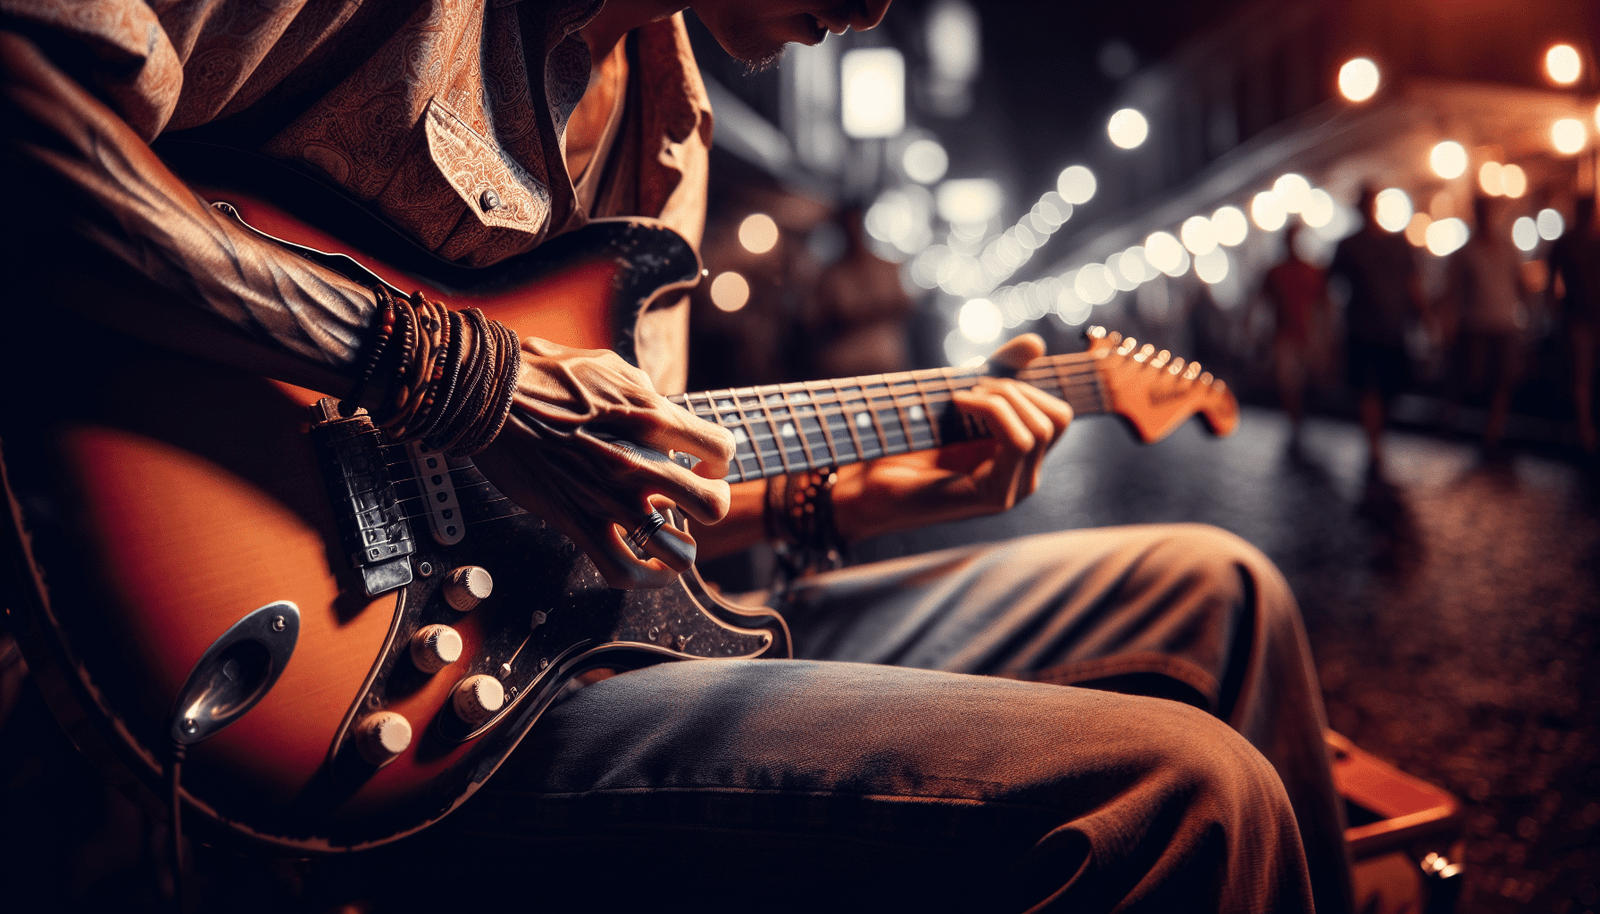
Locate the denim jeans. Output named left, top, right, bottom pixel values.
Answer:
left=438, top=524, right=1349, bottom=913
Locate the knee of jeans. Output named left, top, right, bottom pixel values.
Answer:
left=1148, top=524, right=1299, bottom=626
left=1137, top=699, right=1295, bottom=821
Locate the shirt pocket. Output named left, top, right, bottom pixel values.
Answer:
left=423, top=96, right=551, bottom=237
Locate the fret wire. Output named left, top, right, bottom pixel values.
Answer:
left=785, top=382, right=821, bottom=472
left=861, top=376, right=895, bottom=459
left=753, top=385, right=793, bottom=476
left=907, top=371, right=935, bottom=450
left=888, top=374, right=916, bottom=456
left=807, top=378, right=846, bottom=468
left=834, top=380, right=870, bottom=463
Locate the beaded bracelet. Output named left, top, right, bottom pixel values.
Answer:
left=765, top=468, right=847, bottom=586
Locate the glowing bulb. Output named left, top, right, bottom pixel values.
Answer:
left=1107, top=108, right=1149, bottom=149
left=1552, top=118, right=1587, bottom=155
left=1194, top=247, right=1230, bottom=285
left=1180, top=215, right=1218, bottom=256
left=1212, top=206, right=1248, bottom=246
left=958, top=298, right=1002, bottom=344
left=1251, top=191, right=1287, bottom=231
left=1338, top=58, right=1380, bottom=102
left=1273, top=174, right=1312, bottom=213
left=1511, top=216, right=1538, bottom=252
left=1537, top=208, right=1565, bottom=241
left=1302, top=189, right=1335, bottom=228
left=1500, top=164, right=1527, bottom=198
left=1373, top=189, right=1412, bottom=233
left=1545, top=44, right=1581, bottom=85
left=710, top=272, right=750, bottom=312
left=1477, top=162, right=1505, bottom=197
left=1424, top=218, right=1469, bottom=257
left=1143, top=231, right=1184, bottom=275
left=738, top=213, right=779, bottom=254
left=902, top=139, right=949, bottom=184
left=1430, top=141, right=1467, bottom=180
left=1056, top=165, right=1097, bottom=205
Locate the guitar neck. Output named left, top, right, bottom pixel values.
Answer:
left=668, top=352, right=1106, bottom=484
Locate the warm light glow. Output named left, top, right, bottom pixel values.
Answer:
left=1552, top=118, right=1588, bottom=155
left=1430, top=141, right=1467, bottom=180
left=1545, top=44, right=1582, bottom=85
left=1194, top=247, right=1230, bottom=284
left=1537, top=208, right=1565, bottom=241
left=1430, top=190, right=1457, bottom=220
left=1056, top=165, right=1097, bottom=205
left=1251, top=191, right=1287, bottom=231
left=1143, top=231, right=1184, bottom=275
left=738, top=213, right=779, bottom=254
left=958, top=298, right=1002, bottom=343
left=1117, top=248, right=1150, bottom=284
left=1424, top=217, right=1469, bottom=257
left=1074, top=263, right=1116, bottom=305
left=1338, top=58, right=1380, bottom=102
left=1212, top=206, right=1249, bottom=246
left=1512, top=216, right=1538, bottom=252
left=1374, top=188, right=1412, bottom=233
left=1302, top=189, right=1335, bottom=228
left=936, top=178, right=1002, bottom=224
left=710, top=272, right=750, bottom=311
left=1404, top=212, right=1432, bottom=247
left=1273, top=174, right=1312, bottom=213
left=1107, top=108, right=1149, bottom=149
left=902, top=139, right=949, bottom=184
left=841, top=48, right=906, bottom=139
left=1501, top=164, right=1527, bottom=198
left=1180, top=215, right=1218, bottom=256
left=1477, top=162, right=1505, bottom=197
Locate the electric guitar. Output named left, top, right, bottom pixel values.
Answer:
left=2, top=152, right=1238, bottom=853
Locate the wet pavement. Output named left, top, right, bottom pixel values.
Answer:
left=855, top=404, right=1600, bottom=914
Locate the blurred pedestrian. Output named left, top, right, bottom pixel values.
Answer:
left=1547, top=195, right=1600, bottom=454
left=1444, top=196, right=1528, bottom=451
left=1255, top=223, right=1330, bottom=445
left=1329, top=186, right=1429, bottom=475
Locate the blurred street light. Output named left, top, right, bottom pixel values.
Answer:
left=1212, top=206, right=1249, bottom=246
left=1374, top=188, right=1412, bottom=232
left=1512, top=216, right=1538, bottom=252
left=841, top=48, right=905, bottom=139
left=1552, top=118, right=1588, bottom=155
left=1425, top=218, right=1469, bottom=257
left=1501, top=164, right=1527, bottom=198
left=1251, top=190, right=1287, bottom=231
left=936, top=178, right=1002, bottom=224
left=1430, top=141, right=1467, bottom=179
left=902, top=139, right=949, bottom=184
left=1273, top=174, right=1312, bottom=212
left=1338, top=58, right=1380, bottom=102
left=1107, top=108, right=1149, bottom=149
left=1056, top=165, right=1097, bottom=205
left=1545, top=44, right=1582, bottom=85
left=1478, top=162, right=1505, bottom=196
left=738, top=213, right=779, bottom=254
left=1537, top=208, right=1565, bottom=241
left=710, top=272, right=750, bottom=311
left=1180, top=215, right=1218, bottom=255
left=958, top=298, right=1002, bottom=343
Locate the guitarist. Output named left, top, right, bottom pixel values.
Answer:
left=1, top=2, right=1350, bottom=911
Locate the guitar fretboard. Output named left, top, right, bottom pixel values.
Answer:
left=668, top=353, right=1107, bottom=484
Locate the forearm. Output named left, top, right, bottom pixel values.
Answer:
left=1, top=30, right=375, bottom=398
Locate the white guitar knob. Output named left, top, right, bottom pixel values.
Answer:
left=443, top=566, right=493, bottom=612
left=409, top=624, right=463, bottom=673
left=452, top=674, right=505, bottom=726
left=355, top=711, right=413, bottom=766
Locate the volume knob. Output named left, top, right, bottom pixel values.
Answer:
left=443, top=566, right=493, bottom=612
left=451, top=674, right=505, bottom=726
left=355, top=711, right=413, bottom=766
left=409, top=624, right=463, bottom=673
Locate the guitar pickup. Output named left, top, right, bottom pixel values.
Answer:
left=310, top=399, right=415, bottom=596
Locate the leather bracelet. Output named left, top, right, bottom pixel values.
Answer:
left=766, top=469, right=847, bottom=586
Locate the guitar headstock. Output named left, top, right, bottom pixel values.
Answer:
left=1084, top=326, right=1239, bottom=443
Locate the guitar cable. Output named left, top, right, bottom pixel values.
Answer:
left=167, top=741, right=188, bottom=914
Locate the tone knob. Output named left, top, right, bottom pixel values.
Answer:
left=443, top=566, right=493, bottom=612
left=409, top=624, right=463, bottom=673
left=452, top=674, right=505, bottom=726
left=355, top=711, right=413, bottom=766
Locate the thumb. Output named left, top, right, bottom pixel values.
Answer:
left=988, top=333, right=1046, bottom=371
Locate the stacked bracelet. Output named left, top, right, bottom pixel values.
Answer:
left=765, top=469, right=848, bottom=585
left=344, top=288, right=520, bottom=456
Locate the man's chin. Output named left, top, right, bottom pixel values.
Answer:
left=740, top=48, right=786, bottom=75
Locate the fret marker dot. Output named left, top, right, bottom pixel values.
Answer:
left=789, top=391, right=810, bottom=402
left=856, top=413, right=872, bottom=428
left=717, top=400, right=734, bottom=409
left=909, top=405, right=925, bottom=421
left=733, top=428, right=748, bottom=444
left=767, top=393, right=784, bottom=404
left=782, top=423, right=796, bottom=438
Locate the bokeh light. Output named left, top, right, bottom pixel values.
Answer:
left=1274, top=174, right=1313, bottom=213
left=1144, top=231, right=1186, bottom=275
left=1545, top=44, right=1581, bottom=85
left=1074, top=263, right=1116, bottom=304
left=841, top=48, right=906, bottom=139
left=1107, top=108, right=1149, bottom=149
left=1338, top=57, right=1380, bottom=102
left=1212, top=206, right=1249, bottom=246
left=710, top=271, right=750, bottom=311
left=1424, top=217, right=1469, bottom=257
left=958, top=298, right=1002, bottom=343
left=1251, top=190, right=1287, bottom=231
left=1477, top=162, right=1504, bottom=197
left=1552, top=118, right=1588, bottom=155
left=738, top=213, right=779, bottom=254
left=1302, top=189, right=1335, bottom=228
left=1056, top=165, right=1097, bottom=205
left=1512, top=216, right=1539, bottom=252
left=1404, top=212, right=1432, bottom=247
left=1374, top=188, right=1412, bottom=233
left=1500, top=164, right=1527, bottom=198
left=1537, top=208, right=1565, bottom=241
left=1194, top=247, right=1230, bottom=284
left=901, top=138, right=949, bottom=184
left=1430, top=141, right=1467, bottom=179
left=1181, top=215, right=1218, bottom=256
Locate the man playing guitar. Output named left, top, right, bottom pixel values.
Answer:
left=1, top=2, right=1351, bottom=910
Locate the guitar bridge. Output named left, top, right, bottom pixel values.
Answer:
left=310, top=399, right=415, bottom=596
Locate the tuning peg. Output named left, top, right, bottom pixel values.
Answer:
left=1183, top=362, right=1202, bottom=381
left=1213, top=379, right=1227, bottom=393
left=1167, top=357, right=1185, bottom=376
left=1150, top=350, right=1171, bottom=370
left=1199, top=372, right=1214, bottom=385
left=1117, top=337, right=1138, bottom=356
left=1134, top=343, right=1156, bottom=363
left=1086, top=326, right=1108, bottom=340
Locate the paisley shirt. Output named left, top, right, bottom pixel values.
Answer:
left=2, top=0, right=712, bottom=389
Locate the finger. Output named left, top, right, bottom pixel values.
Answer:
left=952, top=388, right=1034, bottom=491
left=988, top=333, right=1046, bottom=371
left=584, top=520, right=678, bottom=589
left=633, top=403, right=736, bottom=478
left=983, top=378, right=1056, bottom=453
left=603, top=440, right=732, bottom=525
left=1011, top=380, right=1075, bottom=443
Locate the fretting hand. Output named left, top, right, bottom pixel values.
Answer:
left=475, top=337, right=735, bottom=590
